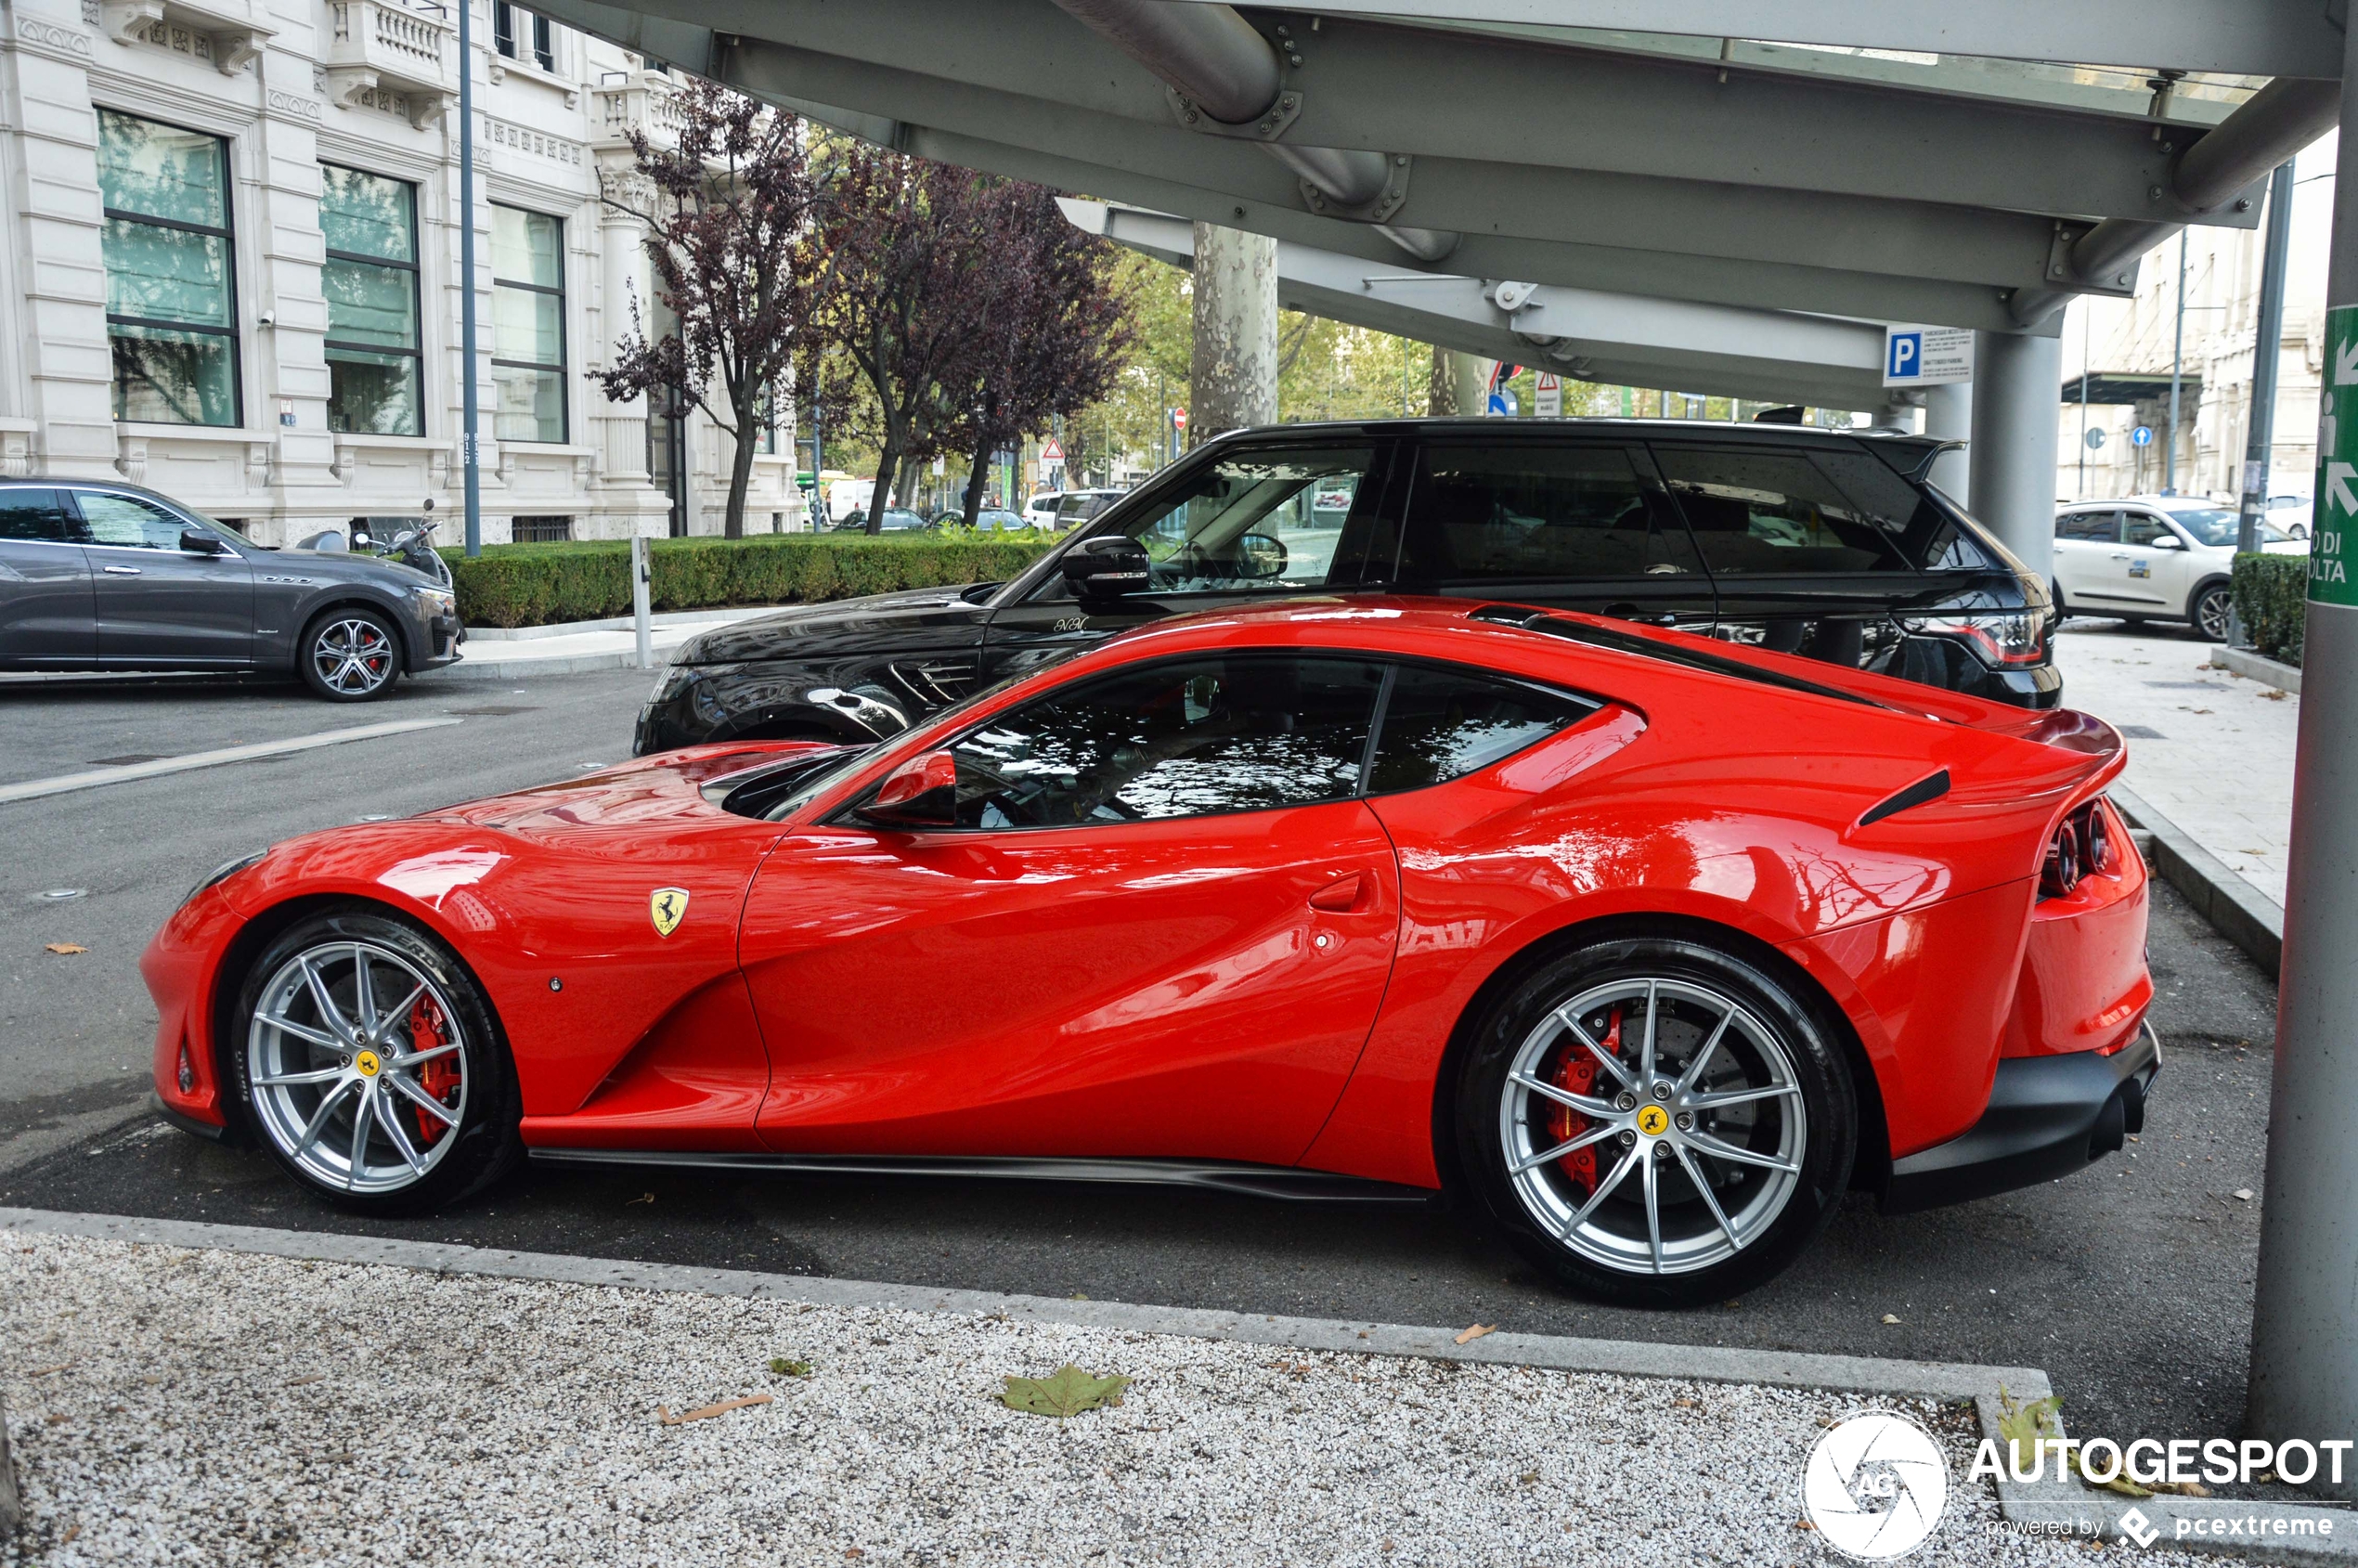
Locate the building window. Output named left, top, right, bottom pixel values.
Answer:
left=511, top=514, right=571, bottom=542
left=490, top=205, right=565, bottom=444
left=320, top=166, right=423, bottom=436
left=98, top=109, right=239, bottom=427
left=493, top=1, right=554, bottom=70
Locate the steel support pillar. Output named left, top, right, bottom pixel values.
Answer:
left=1188, top=222, right=1278, bottom=441
left=1924, top=380, right=1973, bottom=507
left=1968, top=332, right=2060, bottom=587
left=2246, top=15, right=2358, bottom=1502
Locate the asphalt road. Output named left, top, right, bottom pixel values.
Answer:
left=0, top=664, right=658, bottom=1160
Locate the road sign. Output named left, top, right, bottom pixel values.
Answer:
left=2130, top=425, right=2154, bottom=447
left=1882, top=324, right=1975, bottom=387
left=1535, top=372, right=1562, bottom=419
left=1171, top=408, right=1187, bottom=431
left=2313, top=304, right=2358, bottom=605
left=1041, top=438, right=1064, bottom=462
left=2085, top=427, right=2107, bottom=449
left=1486, top=390, right=1519, bottom=417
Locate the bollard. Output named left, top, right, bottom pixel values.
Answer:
left=631, top=534, right=653, bottom=670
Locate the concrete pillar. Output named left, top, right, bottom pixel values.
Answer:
left=2246, top=10, right=2358, bottom=1499
left=1427, top=348, right=1488, bottom=416
left=1968, top=330, right=2062, bottom=588
left=1187, top=221, right=1276, bottom=443
left=1923, top=380, right=1973, bottom=507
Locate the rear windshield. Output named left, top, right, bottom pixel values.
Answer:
left=1652, top=444, right=1994, bottom=575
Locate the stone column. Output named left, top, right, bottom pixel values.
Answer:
left=592, top=176, right=652, bottom=490
left=1187, top=221, right=1276, bottom=443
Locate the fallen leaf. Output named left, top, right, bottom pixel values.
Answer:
left=627, top=1193, right=654, bottom=1205
left=1881, top=1314, right=1902, bottom=1325
left=1997, top=1385, right=2065, bottom=1473
left=658, top=1393, right=774, bottom=1426
left=2152, top=1480, right=2211, bottom=1497
left=2234, top=1188, right=2255, bottom=1201
left=1794, top=1520, right=1817, bottom=1532
left=25, top=1362, right=71, bottom=1377
left=2068, top=1450, right=2154, bottom=1498
left=1671, top=1397, right=1698, bottom=1408
left=286, top=1374, right=327, bottom=1387
left=45, top=1413, right=68, bottom=1425
left=769, top=1357, right=812, bottom=1378
left=1455, top=1323, right=1497, bottom=1344
left=1000, top=1364, right=1133, bottom=1419
left=44, top=943, right=87, bottom=954
left=59, top=1525, right=80, bottom=1546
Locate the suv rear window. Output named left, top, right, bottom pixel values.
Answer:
left=1652, top=447, right=1913, bottom=575
left=1402, top=443, right=1702, bottom=582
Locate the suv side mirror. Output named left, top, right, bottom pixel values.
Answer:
left=1060, top=535, right=1150, bottom=599
left=855, top=748, right=958, bottom=829
left=179, top=528, right=225, bottom=555
left=2148, top=532, right=2185, bottom=551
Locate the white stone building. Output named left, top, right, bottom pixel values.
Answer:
left=0, top=0, right=803, bottom=545
left=2057, top=132, right=2339, bottom=509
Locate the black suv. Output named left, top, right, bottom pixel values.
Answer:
left=634, top=419, right=2055, bottom=754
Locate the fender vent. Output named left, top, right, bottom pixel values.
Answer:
left=1858, top=769, right=1951, bottom=828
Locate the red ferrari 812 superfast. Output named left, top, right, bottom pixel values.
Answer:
left=145, top=600, right=2157, bottom=1304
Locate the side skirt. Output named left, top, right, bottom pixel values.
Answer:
left=526, top=1147, right=1436, bottom=1204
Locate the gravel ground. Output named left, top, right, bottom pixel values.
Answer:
left=0, top=1234, right=2264, bottom=1567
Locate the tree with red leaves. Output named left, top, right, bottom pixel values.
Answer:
left=599, top=82, right=819, bottom=540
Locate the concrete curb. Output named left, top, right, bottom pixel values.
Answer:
left=465, top=604, right=788, bottom=641
left=416, top=647, right=674, bottom=680
left=4, top=1205, right=2352, bottom=1562
left=2111, top=784, right=2286, bottom=977
left=2211, top=644, right=2304, bottom=694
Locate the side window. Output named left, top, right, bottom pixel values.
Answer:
left=944, top=655, right=1384, bottom=827
left=2057, top=510, right=2122, bottom=544
left=1808, top=448, right=1989, bottom=569
left=1369, top=665, right=1598, bottom=794
left=1037, top=447, right=1382, bottom=602
left=2123, top=512, right=2176, bottom=549
left=0, top=489, right=87, bottom=544
left=1653, top=447, right=1911, bottom=575
left=76, top=491, right=190, bottom=550
left=1403, top=443, right=1701, bottom=582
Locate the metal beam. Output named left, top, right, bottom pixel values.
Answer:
left=1064, top=199, right=1903, bottom=410
left=1187, top=1, right=2346, bottom=80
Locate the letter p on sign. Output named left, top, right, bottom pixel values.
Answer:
left=1887, top=331, right=1923, bottom=382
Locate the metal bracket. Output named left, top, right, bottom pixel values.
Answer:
left=1301, top=151, right=1411, bottom=224
left=1164, top=84, right=1302, bottom=142
left=2047, top=221, right=2138, bottom=297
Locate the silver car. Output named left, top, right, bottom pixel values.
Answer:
left=0, top=479, right=462, bottom=699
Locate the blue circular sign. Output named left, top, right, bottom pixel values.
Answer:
left=2131, top=425, right=2154, bottom=447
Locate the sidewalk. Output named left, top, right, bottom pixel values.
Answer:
left=420, top=605, right=789, bottom=681
left=2054, top=624, right=2297, bottom=908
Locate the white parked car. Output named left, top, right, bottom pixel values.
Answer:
left=1021, top=488, right=1125, bottom=530
left=2266, top=492, right=2314, bottom=539
left=2052, top=496, right=2307, bottom=641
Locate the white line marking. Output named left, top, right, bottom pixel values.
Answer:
left=0, top=717, right=463, bottom=805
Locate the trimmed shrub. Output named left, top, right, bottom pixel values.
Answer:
left=2231, top=551, right=2307, bottom=667
left=438, top=532, right=1058, bottom=628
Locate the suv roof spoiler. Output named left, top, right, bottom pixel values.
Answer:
left=1859, top=434, right=1965, bottom=484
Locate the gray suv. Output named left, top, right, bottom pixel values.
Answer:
left=0, top=480, right=461, bottom=700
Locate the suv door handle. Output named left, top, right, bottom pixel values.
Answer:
left=101, top=564, right=142, bottom=575
left=1309, top=872, right=1370, bottom=913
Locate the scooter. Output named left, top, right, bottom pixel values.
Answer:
left=291, top=508, right=453, bottom=589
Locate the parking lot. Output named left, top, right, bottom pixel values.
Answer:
left=0, top=657, right=2283, bottom=1467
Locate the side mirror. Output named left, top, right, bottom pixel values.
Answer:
left=179, top=528, right=225, bottom=555
left=855, top=748, right=958, bottom=829
left=1059, top=535, right=1151, bottom=599
left=2149, top=533, right=2185, bottom=551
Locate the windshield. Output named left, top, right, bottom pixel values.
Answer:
left=2167, top=507, right=2288, bottom=547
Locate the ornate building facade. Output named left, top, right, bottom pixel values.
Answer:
left=0, top=0, right=804, bottom=544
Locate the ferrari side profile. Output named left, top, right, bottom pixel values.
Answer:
left=145, top=598, right=2157, bottom=1305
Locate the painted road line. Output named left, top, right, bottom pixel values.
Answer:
left=0, top=717, right=462, bottom=805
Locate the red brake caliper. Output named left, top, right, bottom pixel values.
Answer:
left=1548, top=1005, right=1620, bottom=1193
left=408, top=997, right=458, bottom=1145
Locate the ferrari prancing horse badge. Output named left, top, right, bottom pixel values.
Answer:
left=650, top=888, right=689, bottom=937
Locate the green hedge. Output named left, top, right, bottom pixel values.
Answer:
left=2231, top=551, right=2307, bottom=667
left=437, top=533, right=1059, bottom=628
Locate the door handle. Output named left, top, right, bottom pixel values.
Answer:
left=102, top=564, right=142, bottom=575
left=2109, top=552, right=2131, bottom=560
left=1309, top=872, right=1369, bottom=912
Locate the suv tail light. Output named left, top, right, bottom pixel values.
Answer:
left=1900, top=605, right=2052, bottom=668
left=2041, top=800, right=2118, bottom=900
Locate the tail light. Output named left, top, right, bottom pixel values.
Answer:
left=1900, top=605, right=2052, bottom=667
left=2041, top=800, right=2118, bottom=900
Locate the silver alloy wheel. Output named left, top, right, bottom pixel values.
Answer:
left=312, top=616, right=395, bottom=695
left=2195, top=586, right=2233, bottom=641
left=247, top=940, right=468, bottom=1193
left=1498, top=977, right=1806, bottom=1276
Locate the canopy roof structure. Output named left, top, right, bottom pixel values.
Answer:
left=534, top=0, right=2335, bottom=336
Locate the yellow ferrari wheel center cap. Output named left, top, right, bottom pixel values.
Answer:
left=1636, top=1103, right=1669, bottom=1137
left=354, top=1050, right=381, bottom=1078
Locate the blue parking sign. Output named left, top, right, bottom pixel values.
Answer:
left=1887, top=331, right=1923, bottom=381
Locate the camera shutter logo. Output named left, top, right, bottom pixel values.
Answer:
left=1802, top=1410, right=1950, bottom=1560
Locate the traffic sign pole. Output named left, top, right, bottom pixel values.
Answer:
left=2248, top=16, right=2358, bottom=1497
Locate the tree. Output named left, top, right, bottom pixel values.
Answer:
left=599, top=81, right=819, bottom=540
left=939, top=183, right=1137, bottom=527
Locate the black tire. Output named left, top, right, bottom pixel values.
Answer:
left=2189, top=582, right=2233, bottom=643
left=2050, top=580, right=2070, bottom=623
left=1453, top=933, right=1856, bottom=1307
left=298, top=606, right=404, bottom=701
left=230, top=907, right=522, bottom=1215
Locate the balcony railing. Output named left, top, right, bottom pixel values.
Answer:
left=321, top=0, right=456, bottom=127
